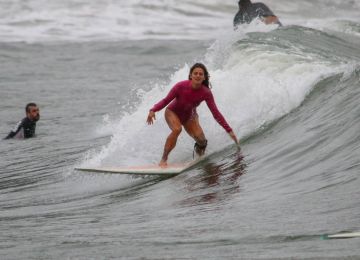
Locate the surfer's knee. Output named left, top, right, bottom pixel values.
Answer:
left=171, top=126, right=182, bottom=136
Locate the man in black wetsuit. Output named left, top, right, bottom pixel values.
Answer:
left=4, top=103, right=40, bottom=139
left=233, top=0, right=282, bottom=29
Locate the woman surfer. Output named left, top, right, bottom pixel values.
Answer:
left=147, top=63, right=239, bottom=167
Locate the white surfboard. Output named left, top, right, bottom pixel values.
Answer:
left=325, top=232, right=360, bottom=239
left=75, top=156, right=207, bottom=176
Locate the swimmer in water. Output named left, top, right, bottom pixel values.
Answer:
left=4, top=103, right=40, bottom=139
left=233, top=0, right=282, bottom=29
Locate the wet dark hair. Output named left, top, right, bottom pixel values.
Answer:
left=25, top=102, right=37, bottom=113
left=239, top=0, right=251, bottom=8
left=188, top=63, right=211, bottom=88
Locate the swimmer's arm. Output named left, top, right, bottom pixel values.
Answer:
left=262, top=15, right=282, bottom=26
left=4, top=120, right=22, bottom=139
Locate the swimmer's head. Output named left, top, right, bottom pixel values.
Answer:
left=26, top=103, right=40, bottom=122
left=238, top=0, right=251, bottom=8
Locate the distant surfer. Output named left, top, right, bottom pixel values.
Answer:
left=4, top=103, right=40, bottom=139
left=147, top=63, right=239, bottom=167
left=233, top=0, right=282, bottom=29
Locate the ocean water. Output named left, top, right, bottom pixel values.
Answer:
left=1, top=0, right=360, bottom=259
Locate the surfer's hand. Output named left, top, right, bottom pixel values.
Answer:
left=228, top=131, right=240, bottom=150
left=147, top=110, right=156, bottom=125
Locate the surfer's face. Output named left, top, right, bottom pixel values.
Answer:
left=190, top=68, right=205, bottom=88
left=27, top=106, right=40, bottom=122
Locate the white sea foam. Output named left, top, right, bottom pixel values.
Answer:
left=83, top=27, right=356, bottom=167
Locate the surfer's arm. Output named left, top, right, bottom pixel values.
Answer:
left=147, top=83, right=179, bottom=125
left=4, top=131, right=16, bottom=139
left=262, top=15, right=282, bottom=26
left=205, top=93, right=240, bottom=148
left=233, top=12, right=242, bottom=30
left=150, top=84, right=179, bottom=112
left=205, top=93, right=232, bottom=133
left=255, top=3, right=282, bottom=26
left=4, top=120, right=23, bottom=139
left=228, top=130, right=240, bottom=150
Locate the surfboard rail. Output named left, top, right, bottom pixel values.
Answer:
left=74, top=156, right=207, bottom=176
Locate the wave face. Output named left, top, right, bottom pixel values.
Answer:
left=83, top=25, right=360, bottom=168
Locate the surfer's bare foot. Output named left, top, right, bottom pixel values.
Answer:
left=159, top=160, right=167, bottom=168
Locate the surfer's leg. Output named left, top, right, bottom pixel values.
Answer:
left=161, top=109, right=182, bottom=166
left=184, top=116, right=207, bottom=156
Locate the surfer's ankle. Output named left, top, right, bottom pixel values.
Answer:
left=194, top=139, right=207, bottom=156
